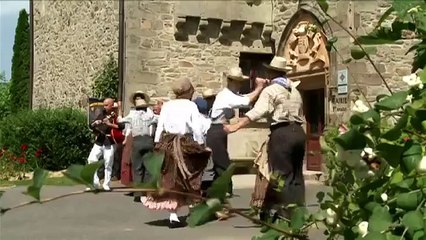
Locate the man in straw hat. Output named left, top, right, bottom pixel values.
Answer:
left=117, top=91, right=158, bottom=202
left=224, top=56, right=306, bottom=221
left=207, top=66, right=267, bottom=196
left=87, top=98, right=126, bottom=191
left=141, top=77, right=211, bottom=228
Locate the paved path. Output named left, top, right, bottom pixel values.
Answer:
left=0, top=177, right=329, bottom=240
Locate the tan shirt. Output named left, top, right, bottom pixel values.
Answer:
left=245, top=83, right=305, bottom=125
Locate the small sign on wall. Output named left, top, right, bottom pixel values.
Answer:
left=337, top=68, right=348, bottom=95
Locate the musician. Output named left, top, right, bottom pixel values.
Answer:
left=87, top=98, right=125, bottom=191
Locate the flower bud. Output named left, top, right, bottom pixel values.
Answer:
left=380, top=193, right=388, bottom=202
left=358, top=221, right=368, bottom=237
left=418, top=156, right=426, bottom=173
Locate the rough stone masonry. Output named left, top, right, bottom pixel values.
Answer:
left=32, top=0, right=416, bottom=113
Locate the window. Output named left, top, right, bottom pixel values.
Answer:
left=237, top=52, right=273, bottom=117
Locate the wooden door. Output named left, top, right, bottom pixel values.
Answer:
left=304, top=89, right=325, bottom=171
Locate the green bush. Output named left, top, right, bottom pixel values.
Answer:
left=0, top=108, right=93, bottom=171
left=91, top=54, right=119, bottom=100
left=0, top=81, right=11, bottom=120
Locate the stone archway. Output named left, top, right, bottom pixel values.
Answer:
left=277, top=9, right=332, bottom=172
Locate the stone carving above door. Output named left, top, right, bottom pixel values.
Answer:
left=283, top=20, right=329, bottom=73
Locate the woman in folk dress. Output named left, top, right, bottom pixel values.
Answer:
left=141, top=78, right=211, bottom=228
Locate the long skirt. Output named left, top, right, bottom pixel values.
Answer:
left=141, top=133, right=211, bottom=211
left=252, top=122, right=306, bottom=218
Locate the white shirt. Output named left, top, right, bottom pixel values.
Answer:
left=154, top=99, right=205, bottom=144
left=119, top=108, right=158, bottom=137
left=210, top=88, right=250, bottom=121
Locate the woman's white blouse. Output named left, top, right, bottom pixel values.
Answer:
left=154, top=99, right=205, bottom=144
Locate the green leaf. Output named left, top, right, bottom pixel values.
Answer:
left=376, top=142, right=404, bottom=167
left=351, top=46, right=366, bottom=60
left=252, top=228, right=281, bottom=240
left=290, top=207, right=308, bottom=230
left=328, top=36, right=338, bottom=44
left=313, top=210, right=326, bottom=221
left=334, top=127, right=366, bottom=150
left=390, top=171, right=404, bottom=185
left=401, top=142, right=423, bottom=174
left=402, top=211, right=423, bottom=231
left=413, top=231, right=425, bottom=240
left=350, top=109, right=380, bottom=126
left=363, top=231, right=387, bottom=240
left=374, top=7, right=394, bottom=30
left=207, top=163, right=236, bottom=201
left=25, top=168, right=49, bottom=201
left=187, top=199, right=222, bottom=227
left=396, top=191, right=423, bottom=210
left=143, top=151, right=165, bottom=188
left=63, top=165, right=86, bottom=184
left=316, top=0, right=328, bottom=12
left=63, top=162, right=103, bottom=188
left=368, top=206, right=392, bottom=232
left=81, top=161, right=104, bottom=185
left=374, top=91, right=408, bottom=111
left=381, top=113, right=408, bottom=141
left=320, top=136, right=333, bottom=153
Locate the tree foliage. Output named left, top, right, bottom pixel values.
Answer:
left=91, top=54, right=119, bottom=100
left=9, top=9, right=30, bottom=112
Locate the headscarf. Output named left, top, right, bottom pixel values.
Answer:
left=193, top=97, right=208, bottom=115
left=271, top=76, right=291, bottom=89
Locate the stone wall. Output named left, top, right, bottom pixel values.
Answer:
left=32, top=0, right=119, bottom=108
left=123, top=0, right=274, bottom=113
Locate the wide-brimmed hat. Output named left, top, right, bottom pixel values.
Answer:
left=225, top=67, right=249, bottom=81
left=263, top=56, right=293, bottom=72
left=129, top=91, right=150, bottom=106
left=202, top=88, right=216, bottom=98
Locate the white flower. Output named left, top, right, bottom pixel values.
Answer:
left=402, top=73, right=423, bottom=89
left=326, top=217, right=336, bottom=225
left=352, top=100, right=369, bottom=113
left=418, top=156, right=426, bottom=172
left=381, top=193, right=388, bottom=202
left=406, top=94, right=414, bottom=103
left=326, top=208, right=336, bottom=218
left=361, top=147, right=376, bottom=160
left=325, top=208, right=337, bottom=225
left=358, top=221, right=369, bottom=237
left=339, top=149, right=363, bottom=167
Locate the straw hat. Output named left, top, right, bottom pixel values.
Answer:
left=225, top=67, right=249, bottom=81
left=202, top=88, right=216, bottom=98
left=263, top=56, right=293, bottom=72
left=129, top=90, right=150, bottom=106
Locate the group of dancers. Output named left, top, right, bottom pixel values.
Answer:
left=88, top=55, right=307, bottom=228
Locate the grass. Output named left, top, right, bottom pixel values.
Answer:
left=0, top=176, right=78, bottom=187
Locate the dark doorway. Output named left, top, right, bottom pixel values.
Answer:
left=238, top=52, right=273, bottom=116
left=303, top=88, right=325, bottom=171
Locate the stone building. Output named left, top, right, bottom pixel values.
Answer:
left=30, top=0, right=415, bottom=172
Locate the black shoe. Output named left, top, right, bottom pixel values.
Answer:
left=168, top=220, right=184, bottom=229
left=133, top=196, right=141, bottom=202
